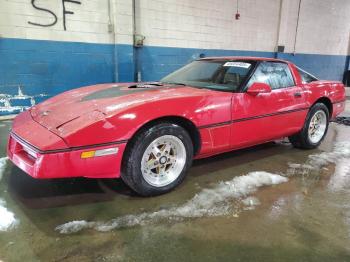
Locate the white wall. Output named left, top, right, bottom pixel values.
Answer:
left=0, top=0, right=349, bottom=55
left=136, top=0, right=281, bottom=51
left=113, top=0, right=133, bottom=44
left=136, top=0, right=350, bottom=55
left=296, top=0, right=350, bottom=55
left=277, top=0, right=350, bottom=55
left=277, top=0, right=300, bottom=53
left=0, top=0, right=114, bottom=43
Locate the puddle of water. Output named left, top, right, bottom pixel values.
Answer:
left=56, top=171, right=288, bottom=234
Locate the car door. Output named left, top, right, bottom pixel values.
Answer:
left=230, top=61, right=308, bottom=149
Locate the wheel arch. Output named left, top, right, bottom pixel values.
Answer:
left=312, top=97, right=333, bottom=117
left=126, top=116, right=201, bottom=156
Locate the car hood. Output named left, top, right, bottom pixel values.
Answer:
left=30, top=83, right=209, bottom=137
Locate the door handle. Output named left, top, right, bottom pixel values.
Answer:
left=294, top=92, right=302, bottom=98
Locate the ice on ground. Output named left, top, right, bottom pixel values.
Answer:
left=56, top=220, right=94, bottom=234
left=328, top=158, right=350, bottom=192
left=56, top=125, right=350, bottom=234
left=0, top=157, right=8, bottom=180
left=288, top=124, right=350, bottom=190
left=242, top=196, right=261, bottom=207
left=242, top=196, right=261, bottom=210
left=0, top=157, right=19, bottom=231
left=56, top=171, right=288, bottom=234
left=0, top=199, right=18, bottom=231
left=288, top=141, right=350, bottom=176
left=308, top=142, right=350, bottom=169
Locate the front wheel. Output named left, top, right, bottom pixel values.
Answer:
left=121, top=123, right=193, bottom=196
left=289, top=103, right=329, bottom=149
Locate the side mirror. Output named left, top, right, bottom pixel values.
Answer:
left=247, top=82, right=272, bottom=95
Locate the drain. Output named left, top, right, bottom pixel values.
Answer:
left=332, top=117, right=350, bottom=126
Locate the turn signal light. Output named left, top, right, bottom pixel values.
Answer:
left=81, top=148, right=119, bottom=159
left=81, top=151, right=95, bottom=159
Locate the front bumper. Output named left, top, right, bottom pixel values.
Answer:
left=7, top=132, right=126, bottom=179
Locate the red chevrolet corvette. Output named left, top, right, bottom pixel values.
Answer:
left=8, top=57, right=346, bottom=196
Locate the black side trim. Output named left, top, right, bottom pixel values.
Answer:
left=231, top=107, right=309, bottom=123
left=198, top=121, right=231, bottom=129
left=11, top=132, right=128, bottom=155
left=198, top=107, right=309, bottom=129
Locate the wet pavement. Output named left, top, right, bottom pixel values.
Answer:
left=0, top=101, right=350, bottom=262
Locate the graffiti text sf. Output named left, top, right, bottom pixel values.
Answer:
left=28, top=0, right=82, bottom=31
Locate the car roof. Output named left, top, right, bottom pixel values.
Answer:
left=199, top=56, right=289, bottom=63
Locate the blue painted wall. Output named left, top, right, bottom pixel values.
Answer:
left=0, top=38, right=135, bottom=115
left=0, top=38, right=115, bottom=96
left=0, top=37, right=348, bottom=116
left=115, top=44, right=135, bottom=82
left=277, top=53, right=349, bottom=82
left=138, top=46, right=348, bottom=82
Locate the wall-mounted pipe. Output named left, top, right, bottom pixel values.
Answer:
left=293, top=0, right=302, bottom=55
left=132, top=0, right=142, bottom=82
left=107, top=0, right=119, bottom=82
left=275, top=0, right=283, bottom=57
left=132, top=0, right=136, bottom=38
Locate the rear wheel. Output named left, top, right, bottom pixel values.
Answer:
left=289, top=103, right=329, bottom=149
left=121, top=123, right=193, bottom=196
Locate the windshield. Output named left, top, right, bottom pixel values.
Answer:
left=160, top=60, right=255, bottom=91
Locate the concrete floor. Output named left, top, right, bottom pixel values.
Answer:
left=0, top=101, right=350, bottom=262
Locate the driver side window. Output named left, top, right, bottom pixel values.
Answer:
left=247, top=62, right=295, bottom=90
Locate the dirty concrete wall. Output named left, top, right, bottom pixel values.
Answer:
left=0, top=0, right=349, bottom=115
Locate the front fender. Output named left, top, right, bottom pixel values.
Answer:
left=62, top=93, right=232, bottom=147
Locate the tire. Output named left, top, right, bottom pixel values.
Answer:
left=289, top=103, right=329, bottom=149
left=121, top=122, right=193, bottom=196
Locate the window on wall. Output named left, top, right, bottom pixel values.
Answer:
left=296, top=67, right=318, bottom=83
left=247, top=62, right=295, bottom=90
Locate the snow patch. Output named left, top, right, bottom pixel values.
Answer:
left=288, top=124, right=350, bottom=191
left=288, top=141, right=350, bottom=176
left=309, top=142, right=350, bottom=169
left=56, top=220, right=93, bottom=234
left=0, top=157, right=19, bottom=231
left=56, top=172, right=288, bottom=234
left=328, top=158, right=350, bottom=192
left=242, top=196, right=259, bottom=206
left=0, top=157, right=8, bottom=181
left=0, top=199, right=18, bottom=231
left=242, top=196, right=261, bottom=210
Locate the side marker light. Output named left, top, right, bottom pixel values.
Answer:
left=81, top=147, right=118, bottom=159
